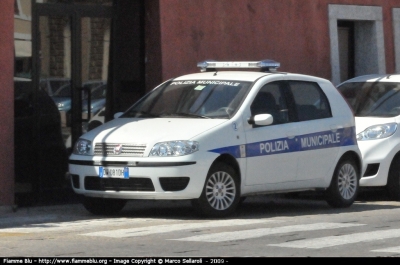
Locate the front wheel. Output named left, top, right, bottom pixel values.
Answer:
left=83, top=197, right=127, bottom=215
left=325, top=158, right=359, bottom=208
left=192, top=162, right=240, bottom=217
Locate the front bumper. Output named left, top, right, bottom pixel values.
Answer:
left=358, top=137, right=397, bottom=187
left=68, top=153, right=218, bottom=200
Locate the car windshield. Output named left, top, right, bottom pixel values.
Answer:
left=53, top=82, right=106, bottom=98
left=91, top=84, right=106, bottom=99
left=53, top=84, right=71, bottom=97
left=40, top=79, right=70, bottom=95
left=122, top=80, right=252, bottom=119
left=338, top=81, right=400, bottom=117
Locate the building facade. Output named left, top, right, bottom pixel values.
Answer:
left=1, top=0, right=400, bottom=210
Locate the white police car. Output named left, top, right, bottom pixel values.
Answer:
left=337, top=74, right=400, bottom=200
left=68, top=60, right=362, bottom=217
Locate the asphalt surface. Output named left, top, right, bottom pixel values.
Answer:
left=0, top=187, right=391, bottom=228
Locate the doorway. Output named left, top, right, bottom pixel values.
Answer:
left=338, top=20, right=355, bottom=83
left=34, top=2, right=112, bottom=147
left=17, top=1, right=113, bottom=204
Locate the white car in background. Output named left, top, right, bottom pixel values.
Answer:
left=68, top=60, right=362, bottom=217
left=82, top=106, right=106, bottom=133
left=337, top=74, right=400, bottom=200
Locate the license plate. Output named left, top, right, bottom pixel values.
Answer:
left=99, top=167, right=129, bottom=178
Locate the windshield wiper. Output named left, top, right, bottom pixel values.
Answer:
left=162, top=112, right=210, bottom=119
left=123, top=111, right=160, bottom=118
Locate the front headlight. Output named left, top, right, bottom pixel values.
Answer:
left=73, top=138, right=92, bottom=155
left=357, top=123, right=397, bottom=141
left=149, top=141, right=199, bottom=157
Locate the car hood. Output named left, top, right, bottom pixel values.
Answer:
left=84, top=118, right=228, bottom=143
left=82, top=98, right=105, bottom=111
left=355, top=116, right=399, bottom=134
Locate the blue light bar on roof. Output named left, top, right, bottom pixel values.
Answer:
left=197, top=59, right=280, bottom=72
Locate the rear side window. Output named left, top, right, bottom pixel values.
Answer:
left=288, top=81, right=332, bottom=121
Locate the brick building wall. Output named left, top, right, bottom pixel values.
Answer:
left=154, top=0, right=400, bottom=86
left=0, top=0, right=15, bottom=207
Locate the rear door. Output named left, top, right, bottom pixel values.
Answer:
left=286, top=80, right=339, bottom=181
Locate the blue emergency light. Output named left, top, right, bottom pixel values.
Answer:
left=197, top=59, right=280, bottom=72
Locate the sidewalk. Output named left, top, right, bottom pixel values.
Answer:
left=0, top=189, right=84, bottom=225
left=0, top=202, right=88, bottom=228
left=0, top=205, right=17, bottom=215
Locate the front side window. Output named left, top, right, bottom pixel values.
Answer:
left=338, top=81, right=400, bottom=117
left=122, top=80, right=252, bottom=119
left=288, top=81, right=332, bottom=121
left=250, top=81, right=288, bottom=124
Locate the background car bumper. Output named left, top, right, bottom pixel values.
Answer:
left=359, top=137, right=399, bottom=187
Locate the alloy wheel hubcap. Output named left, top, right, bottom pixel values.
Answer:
left=205, top=171, right=236, bottom=210
left=338, top=163, right=357, bottom=199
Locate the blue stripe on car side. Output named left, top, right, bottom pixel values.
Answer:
left=208, top=126, right=357, bottom=158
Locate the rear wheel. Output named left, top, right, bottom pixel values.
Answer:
left=83, top=197, right=127, bottom=215
left=387, top=156, right=400, bottom=201
left=192, top=162, right=240, bottom=217
left=325, top=158, right=359, bottom=208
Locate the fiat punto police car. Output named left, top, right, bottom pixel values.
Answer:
left=337, top=74, right=400, bottom=200
left=68, top=60, right=362, bottom=217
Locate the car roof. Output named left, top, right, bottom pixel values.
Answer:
left=173, top=60, right=332, bottom=83
left=173, top=71, right=328, bottom=83
left=174, top=71, right=272, bottom=82
left=338, top=74, right=400, bottom=84
left=41, top=77, right=70, bottom=81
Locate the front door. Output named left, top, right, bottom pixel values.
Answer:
left=243, top=81, right=299, bottom=187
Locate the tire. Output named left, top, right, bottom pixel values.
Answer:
left=325, top=158, right=359, bottom=208
left=192, top=162, right=240, bottom=217
left=83, top=197, right=127, bottom=215
left=386, top=157, right=400, bottom=201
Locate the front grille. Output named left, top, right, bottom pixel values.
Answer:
left=84, top=176, right=155, bottom=191
left=159, top=177, right=190, bottom=191
left=94, top=143, right=146, bottom=157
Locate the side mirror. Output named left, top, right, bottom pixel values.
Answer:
left=113, top=112, right=123, bottom=119
left=248, top=114, right=273, bottom=126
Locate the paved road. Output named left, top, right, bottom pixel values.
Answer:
left=1, top=191, right=400, bottom=257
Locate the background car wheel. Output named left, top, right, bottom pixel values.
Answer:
left=325, top=158, right=359, bottom=208
left=386, top=156, right=400, bottom=201
left=83, top=197, right=127, bottom=215
left=192, top=162, right=240, bottom=217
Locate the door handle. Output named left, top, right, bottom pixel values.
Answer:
left=330, top=124, right=343, bottom=132
left=286, top=131, right=296, bottom=139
